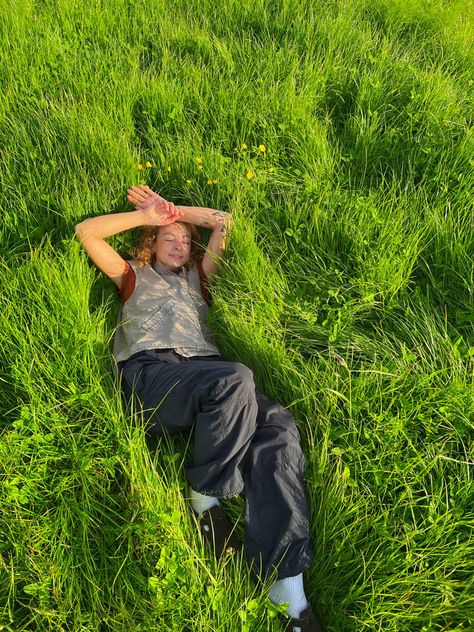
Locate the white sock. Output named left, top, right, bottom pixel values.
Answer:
left=268, top=573, right=308, bottom=619
left=188, top=486, right=220, bottom=515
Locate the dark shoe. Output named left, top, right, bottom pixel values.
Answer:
left=198, top=505, right=243, bottom=558
left=279, top=604, right=324, bottom=632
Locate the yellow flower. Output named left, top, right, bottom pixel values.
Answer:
left=137, top=163, right=144, bottom=170
left=166, top=166, right=171, bottom=172
left=241, top=143, right=247, bottom=150
left=212, top=179, right=218, bottom=184
left=145, top=161, right=152, bottom=168
left=246, top=170, right=255, bottom=179
left=268, top=166, right=274, bottom=173
left=207, top=179, right=218, bottom=185
left=207, top=179, right=213, bottom=184
left=186, top=179, right=193, bottom=184
left=258, top=144, right=266, bottom=153
left=196, top=157, right=203, bottom=163
left=197, top=164, right=203, bottom=170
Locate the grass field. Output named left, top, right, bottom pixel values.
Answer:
left=0, top=0, right=473, bottom=630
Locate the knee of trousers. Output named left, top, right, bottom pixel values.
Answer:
left=256, top=404, right=306, bottom=471
left=211, top=361, right=255, bottom=398
left=207, top=362, right=258, bottom=438
left=228, top=362, right=255, bottom=386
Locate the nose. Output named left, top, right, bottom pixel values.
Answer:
left=176, top=239, right=190, bottom=251
left=170, top=238, right=183, bottom=252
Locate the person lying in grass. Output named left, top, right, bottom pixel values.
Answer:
left=75, top=185, right=323, bottom=632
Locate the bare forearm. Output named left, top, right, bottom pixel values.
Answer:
left=75, top=210, right=148, bottom=241
left=201, top=224, right=228, bottom=280
left=176, top=205, right=231, bottom=229
left=208, top=224, right=227, bottom=255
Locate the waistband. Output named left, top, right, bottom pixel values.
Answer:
left=117, top=348, right=221, bottom=371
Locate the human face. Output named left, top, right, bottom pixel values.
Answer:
left=154, top=223, right=192, bottom=271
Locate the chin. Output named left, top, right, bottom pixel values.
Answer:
left=168, top=260, right=186, bottom=270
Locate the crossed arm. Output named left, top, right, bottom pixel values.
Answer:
left=75, top=185, right=232, bottom=288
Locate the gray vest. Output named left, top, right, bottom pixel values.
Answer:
left=113, top=260, right=219, bottom=363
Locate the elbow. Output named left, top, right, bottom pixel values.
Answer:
left=74, top=222, right=85, bottom=241
left=75, top=219, right=91, bottom=241
left=215, top=213, right=233, bottom=229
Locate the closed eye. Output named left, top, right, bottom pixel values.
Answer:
left=162, top=235, right=191, bottom=246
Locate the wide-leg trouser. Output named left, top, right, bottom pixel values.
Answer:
left=119, top=349, right=314, bottom=580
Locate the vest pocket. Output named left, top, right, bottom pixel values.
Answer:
left=141, top=299, right=175, bottom=331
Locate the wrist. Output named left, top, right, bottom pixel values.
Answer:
left=134, top=208, right=151, bottom=226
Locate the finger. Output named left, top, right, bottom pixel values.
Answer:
left=127, top=194, right=142, bottom=205
left=140, top=184, right=157, bottom=197
left=128, top=186, right=146, bottom=201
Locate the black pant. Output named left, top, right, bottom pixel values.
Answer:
left=119, top=349, right=314, bottom=580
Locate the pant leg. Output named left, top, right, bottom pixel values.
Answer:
left=120, top=350, right=258, bottom=498
left=241, top=392, right=314, bottom=580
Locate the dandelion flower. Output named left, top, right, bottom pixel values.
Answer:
left=166, top=166, right=171, bottom=172
left=258, top=144, right=266, bottom=153
left=196, top=157, right=203, bottom=163
left=268, top=166, right=274, bottom=173
left=241, top=143, right=247, bottom=150
left=145, top=161, right=152, bottom=168
left=207, top=179, right=213, bottom=185
left=186, top=179, right=193, bottom=184
left=137, top=163, right=144, bottom=170
left=246, top=170, right=255, bottom=179
left=212, top=179, right=218, bottom=184
left=197, top=165, right=203, bottom=170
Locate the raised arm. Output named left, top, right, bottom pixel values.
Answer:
left=175, top=200, right=231, bottom=282
left=128, top=185, right=232, bottom=282
left=200, top=222, right=230, bottom=283
left=75, top=201, right=182, bottom=288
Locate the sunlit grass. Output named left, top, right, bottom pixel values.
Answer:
left=0, top=0, right=472, bottom=630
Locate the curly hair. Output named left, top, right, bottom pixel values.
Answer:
left=130, top=222, right=203, bottom=269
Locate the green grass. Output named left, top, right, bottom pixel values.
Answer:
left=0, top=0, right=473, bottom=630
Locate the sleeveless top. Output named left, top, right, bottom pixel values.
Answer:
left=112, top=260, right=220, bottom=364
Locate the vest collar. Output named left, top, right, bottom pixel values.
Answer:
left=153, top=260, right=187, bottom=278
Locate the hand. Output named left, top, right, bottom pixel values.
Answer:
left=141, top=199, right=184, bottom=226
left=127, top=185, right=183, bottom=226
left=127, top=184, right=167, bottom=209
